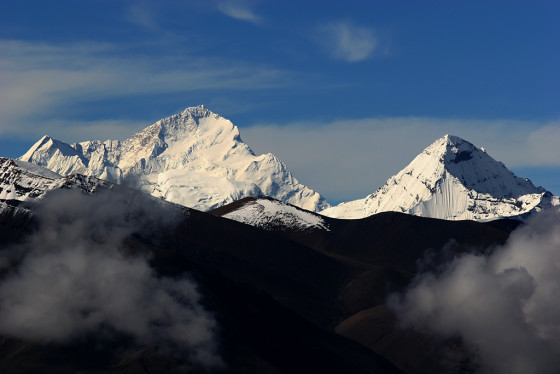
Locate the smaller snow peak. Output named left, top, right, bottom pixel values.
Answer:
left=222, top=198, right=330, bottom=231
left=20, top=135, right=86, bottom=164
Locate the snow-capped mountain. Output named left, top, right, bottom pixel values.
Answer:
left=0, top=157, right=112, bottom=203
left=20, top=106, right=329, bottom=212
left=212, top=197, right=330, bottom=231
left=322, top=135, right=558, bottom=220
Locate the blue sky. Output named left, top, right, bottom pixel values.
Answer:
left=1, top=0, right=559, bottom=202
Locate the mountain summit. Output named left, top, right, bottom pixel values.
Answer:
left=20, top=106, right=329, bottom=211
left=322, top=134, right=558, bottom=220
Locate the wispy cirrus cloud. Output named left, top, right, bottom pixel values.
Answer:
left=217, top=1, right=261, bottom=25
left=317, top=20, right=379, bottom=62
left=0, top=39, right=289, bottom=141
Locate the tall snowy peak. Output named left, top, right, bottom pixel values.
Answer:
left=429, top=135, right=543, bottom=197
left=322, top=134, right=558, bottom=221
left=20, top=106, right=329, bottom=212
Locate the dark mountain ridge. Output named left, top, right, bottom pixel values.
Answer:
left=0, top=178, right=522, bottom=373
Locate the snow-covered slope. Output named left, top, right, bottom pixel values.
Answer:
left=0, top=157, right=112, bottom=202
left=216, top=197, right=330, bottom=231
left=20, top=106, right=328, bottom=212
left=322, top=135, right=559, bottom=220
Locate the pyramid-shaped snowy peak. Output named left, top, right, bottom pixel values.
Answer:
left=322, top=135, right=558, bottom=220
left=20, top=106, right=329, bottom=212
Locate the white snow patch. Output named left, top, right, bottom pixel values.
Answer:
left=223, top=198, right=330, bottom=231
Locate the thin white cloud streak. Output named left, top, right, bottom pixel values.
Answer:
left=318, top=20, right=378, bottom=62
left=389, top=208, right=560, bottom=374
left=0, top=39, right=288, bottom=136
left=217, top=1, right=261, bottom=24
left=241, top=117, right=560, bottom=202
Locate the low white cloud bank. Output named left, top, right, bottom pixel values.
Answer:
left=0, top=189, right=222, bottom=368
left=389, top=208, right=560, bottom=374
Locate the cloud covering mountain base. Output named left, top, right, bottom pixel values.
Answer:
left=0, top=189, right=222, bottom=368
left=389, top=208, right=560, bottom=374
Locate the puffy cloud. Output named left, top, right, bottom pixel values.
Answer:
left=0, top=189, right=222, bottom=368
left=389, top=208, right=560, bottom=374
